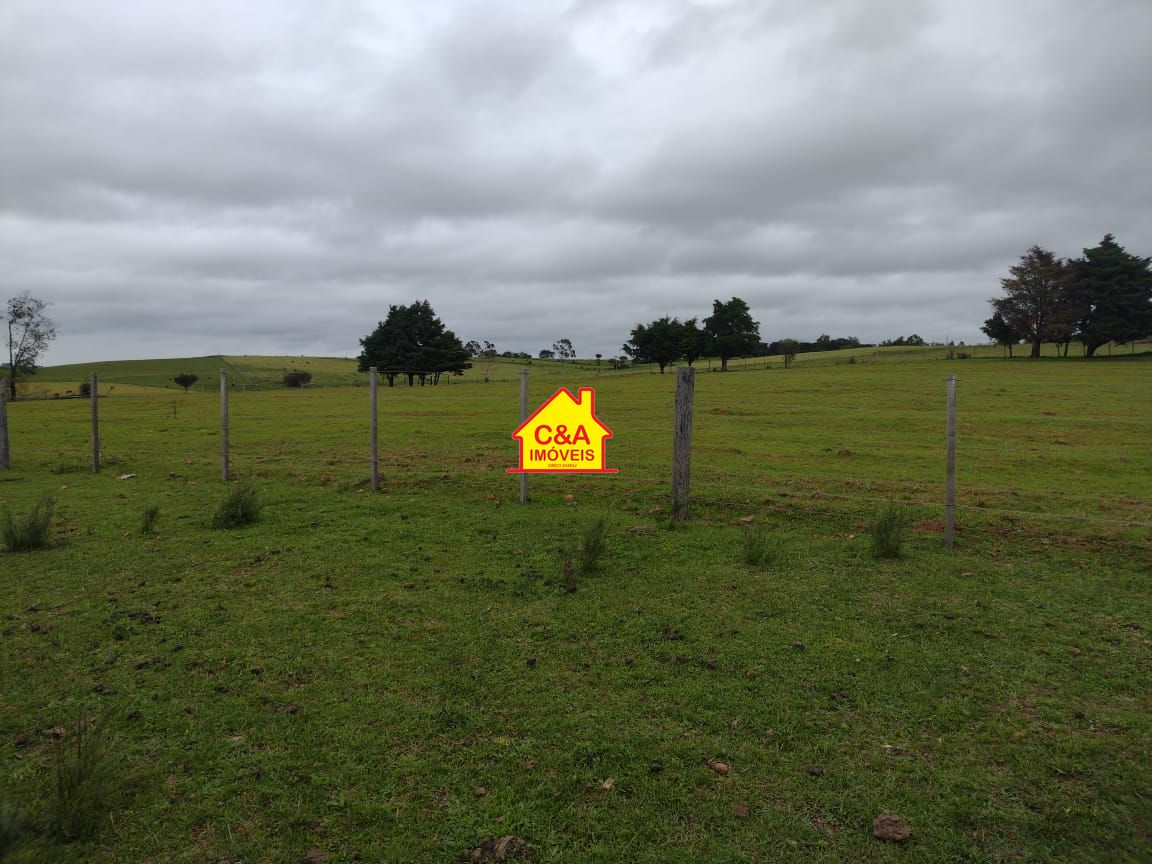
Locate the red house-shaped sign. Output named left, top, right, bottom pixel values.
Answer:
left=507, top=387, right=617, bottom=474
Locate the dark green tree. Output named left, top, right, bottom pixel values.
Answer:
left=778, top=338, right=800, bottom=368
left=1068, top=235, right=1152, bottom=357
left=173, top=373, right=200, bottom=393
left=990, top=246, right=1067, bottom=358
left=624, top=316, right=683, bottom=373
left=357, top=300, right=471, bottom=386
left=552, top=338, right=575, bottom=365
left=980, top=313, right=1022, bottom=358
left=704, top=297, right=760, bottom=371
left=4, top=293, right=56, bottom=400
left=283, top=370, right=312, bottom=388
left=679, top=317, right=709, bottom=367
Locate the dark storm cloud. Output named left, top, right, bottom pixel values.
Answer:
left=1, top=0, right=1150, bottom=364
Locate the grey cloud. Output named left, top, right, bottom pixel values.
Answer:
left=1, top=0, right=1150, bottom=365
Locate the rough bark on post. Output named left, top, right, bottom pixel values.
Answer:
left=0, top=387, right=9, bottom=470
left=220, top=370, right=230, bottom=481
left=369, top=367, right=379, bottom=491
left=945, top=375, right=957, bottom=549
left=672, top=366, right=695, bottom=520
left=518, top=368, right=529, bottom=504
left=90, top=373, right=100, bottom=474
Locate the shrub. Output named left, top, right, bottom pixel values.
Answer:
left=140, top=504, right=161, bottom=535
left=870, top=505, right=908, bottom=560
left=743, top=524, right=786, bottom=568
left=2, top=494, right=55, bottom=552
left=78, top=381, right=91, bottom=397
left=283, top=370, right=312, bottom=388
left=211, top=484, right=262, bottom=529
left=51, top=716, right=116, bottom=843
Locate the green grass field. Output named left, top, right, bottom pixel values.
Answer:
left=18, top=339, right=1150, bottom=397
left=1, top=356, right=1149, bottom=862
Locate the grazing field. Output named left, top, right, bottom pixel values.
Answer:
left=1, top=357, right=1149, bottom=863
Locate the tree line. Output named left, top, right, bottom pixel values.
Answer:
left=983, top=235, right=1152, bottom=358
left=7, top=234, right=1151, bottom=400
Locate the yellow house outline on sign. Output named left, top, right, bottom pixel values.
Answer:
left=507, top=387, right=617, bottom=474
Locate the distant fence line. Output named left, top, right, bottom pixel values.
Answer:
left=2, top=368, right=1148, bottom=553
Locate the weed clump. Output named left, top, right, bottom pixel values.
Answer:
left=211, top=484, right=262, bottom=529
left=580, top=518, right=608, bottom=574
left=870, top=505, right=908, bottom=559
left=559, top=518, right=609, bottom=592
left=743, top=524, right=786, bottom=568
left=0, top=803, right=27, bottom=858
left=2, top=494, right=55, bottom=552
left=51, top=717, right=117, bottom=843
left=140, top=504, right=161, bottom=535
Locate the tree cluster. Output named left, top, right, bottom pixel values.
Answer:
left=357, top=300, right=472, bottom=386
left=624, top=298, right=759, bottom=373
left=878, top=334, right=926, bottom=347
left=985, top=236, right=1152, bottom=358
left=765, top=334, right=864, bottom=356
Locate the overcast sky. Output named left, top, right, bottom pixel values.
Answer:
left=2, top=0, right=1150, bottom=365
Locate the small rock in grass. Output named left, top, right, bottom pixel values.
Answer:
left=13, top=734, right=28, bottom=748
left=649, top=761, right=664, bottom=774
left=807, top=765, right=824, bottom=777
left=733, top=803, right=750, bottom=819
left=474, top=786, right=489, bottom=798
left=872, top=813, right=911, bottom=843
left=709, top=761, right=730, bottom=775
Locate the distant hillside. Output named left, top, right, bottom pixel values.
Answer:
left=19, top=341, right=1149, bottom=397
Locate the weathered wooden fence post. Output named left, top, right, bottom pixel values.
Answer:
left=220, top=370, right=230, bottom=481
left=369, top=367, right=379, bottom=491
left=672, top=366, right=695, bottom=520
left=518, top=368, right=529, bottom=504
left=90, top=373, right=100, bottom=473
left=945, top=374, right=957, bottom=549
left=0, top=386, right=9, bottom=470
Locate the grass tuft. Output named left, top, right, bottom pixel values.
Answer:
left=870, top=504, right=908, bottom=559
left=0, top=802, right=28, bottom=859
left=140, top=504, right=161, bottom=535
left=742, top=524, right=786, bottom=568
left=51, top=716, right=117, bottom=843
left=211, top=483, right=262, bottom=529
left=2, top=494, right=55, bottom=552
left=579, top=518, right=608, bottom=575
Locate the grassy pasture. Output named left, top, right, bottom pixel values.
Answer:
left=20, top=339, right=1150, bottom=397
left=1, top=358, right=1149, bottom=863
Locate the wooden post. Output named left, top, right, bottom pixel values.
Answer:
left=0, top=386, right=9, bottom=470
left=945, top=375, right=957, bottom=550
left=369, top=367, right=379, bottom=491
left=220, top=371, right=230, bottom=481
left=672, top=366, right=695, bottom=520
left=518, top=368, right=529, bottom=504
left=90, top=373, right=100, bottom=473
